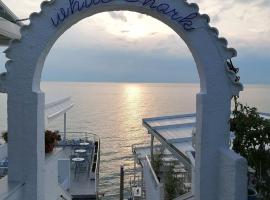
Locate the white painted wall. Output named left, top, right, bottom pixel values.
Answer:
left=44, top=148, right=71, bottom=200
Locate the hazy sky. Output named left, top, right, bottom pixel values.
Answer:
left=1, top=0, right=270, bottom=84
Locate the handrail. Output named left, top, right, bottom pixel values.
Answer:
left=145, top=155, right=160, bottom=187
left=58, top=131, right=99, bottom=142
left=132, top=143, right=163, bottom=155
left=172, top=192, right=193, bottom=200
left=0, top=178, right=25, bottom=199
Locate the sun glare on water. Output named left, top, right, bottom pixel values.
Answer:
left=125, top=85, right=141, bottom=98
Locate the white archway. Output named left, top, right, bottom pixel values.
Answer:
left=0, top=0, right=246, bottom=200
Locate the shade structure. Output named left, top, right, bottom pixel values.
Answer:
left=45, top=97, right=74, bottom=123
left=143, top=114, right=196, bottom=167
left=0, top=1, right=22, bottom=45
left=0, top=17, right=20, bottom=44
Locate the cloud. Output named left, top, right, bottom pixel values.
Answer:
left=1, top=0, right=269, bottom=83
left=109, top=11, right=127, bottom=22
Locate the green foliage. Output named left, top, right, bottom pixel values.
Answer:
left=1, top=131, right=8, bottom=143
left=230, top=97, right=270, bottom=199
left=152, top=148, right=186, bottom=200
left=164, top=162, right=185, bottom=200
left=152, top=147, right=165, bottom=176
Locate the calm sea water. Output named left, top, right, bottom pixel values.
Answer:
left=1, top=82, right=270, bottom=199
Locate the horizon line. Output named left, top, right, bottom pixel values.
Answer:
left=41, top=80, right=270, bottom=86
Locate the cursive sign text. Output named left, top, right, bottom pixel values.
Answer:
left=51, top=0, right=198, bottom=31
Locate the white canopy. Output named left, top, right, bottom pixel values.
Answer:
left=45, top=97, right=74, bottom=123
left=0, top=17, right=20, bottom=44
left=0, top=1, right=22, bottom=45
left=143, top=114, right=196, bottom=167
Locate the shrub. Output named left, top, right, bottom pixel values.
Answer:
left=152, top=147, right=165, bottom=178
left=230, top=97, right=270, bottom=199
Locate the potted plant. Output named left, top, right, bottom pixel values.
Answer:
left=230, top=97, right=270, bottom=199
left=1, top=131, right=8, bottom=143
left=45, top=130, right=61, bottom=153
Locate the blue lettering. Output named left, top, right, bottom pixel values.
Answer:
left=51, top=0, right=198, bottom=31
left=102, top=0, right=113, bottom=2
left=69, top=0, right=79, bottom=14
left=85, top=0, right=92, bottom=8
left=178, top=12, right=198, bottom=30
left=93, top=0, right=101, bottom=5
left=156, top=3, right=170, bottom=14
left=142, top=0, right=157, bottom=9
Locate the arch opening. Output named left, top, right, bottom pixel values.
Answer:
left=42, top=11, right=199, bottom=197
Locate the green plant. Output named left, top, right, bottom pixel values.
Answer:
left=230, top=97, right=270, bottom=199
left=1, top=131, right=8, bottom=143
left=164, top=162, right=185, bottom=200
left=152, top=147, right=165, bottom=177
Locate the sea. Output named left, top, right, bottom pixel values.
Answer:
left=1, top=82, right=270, bottom=199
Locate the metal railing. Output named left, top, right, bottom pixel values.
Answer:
left=58, top=131, right=99, bottom=144
left=145, top=155, right=160, bottom=187
left=144, top=155, right=164, bottom=199
left=173, top=192, right=193, bottom=200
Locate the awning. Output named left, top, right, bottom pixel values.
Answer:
left=45, top=97, right=74, bottom=123
left=0, top=1, right=22, bottom=45
left=143, top=112, right=270, bottom=168
left=0, top=17, right=20, bottom=45
left=143, top=114, right=196, bottom=167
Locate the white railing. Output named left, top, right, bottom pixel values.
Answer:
left=173, top=192, right=193, bottom=200
left=145, top=155, right=160, bottom=186
left=58, top=131, right=98, bottom=144
left=144, top=155, right=164, bottom=200
left=0, top=178, right=25, bottom=200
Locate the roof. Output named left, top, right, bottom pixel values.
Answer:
left=0, top=1, right=21, bottom=45
left=143, top=112, right=270, bottom=168
left=0, top=1, right=22, bottom=25
left=45, top=97, right=74, bottom=123
left=143, top=114, right=196, bottom=167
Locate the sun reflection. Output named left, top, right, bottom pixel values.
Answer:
left=125, top=85, right=141, bottom=98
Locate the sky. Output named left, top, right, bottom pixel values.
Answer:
left=1, top=0, right=270, bottom=84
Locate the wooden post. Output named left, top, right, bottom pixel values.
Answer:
left=64, top=113, right=67, bottom=146
left=151, top=134, right=154, bottom=164
left=120, top=165, right=124, bottom=200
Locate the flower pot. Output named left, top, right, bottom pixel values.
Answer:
left=45, top=143, right=54, bottom=153
left=248, top=188, right=257, bottom=200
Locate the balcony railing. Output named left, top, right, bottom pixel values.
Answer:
left=57, top=131, right=99, bottom=145
left=144, top=155, right=164, bottom=200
